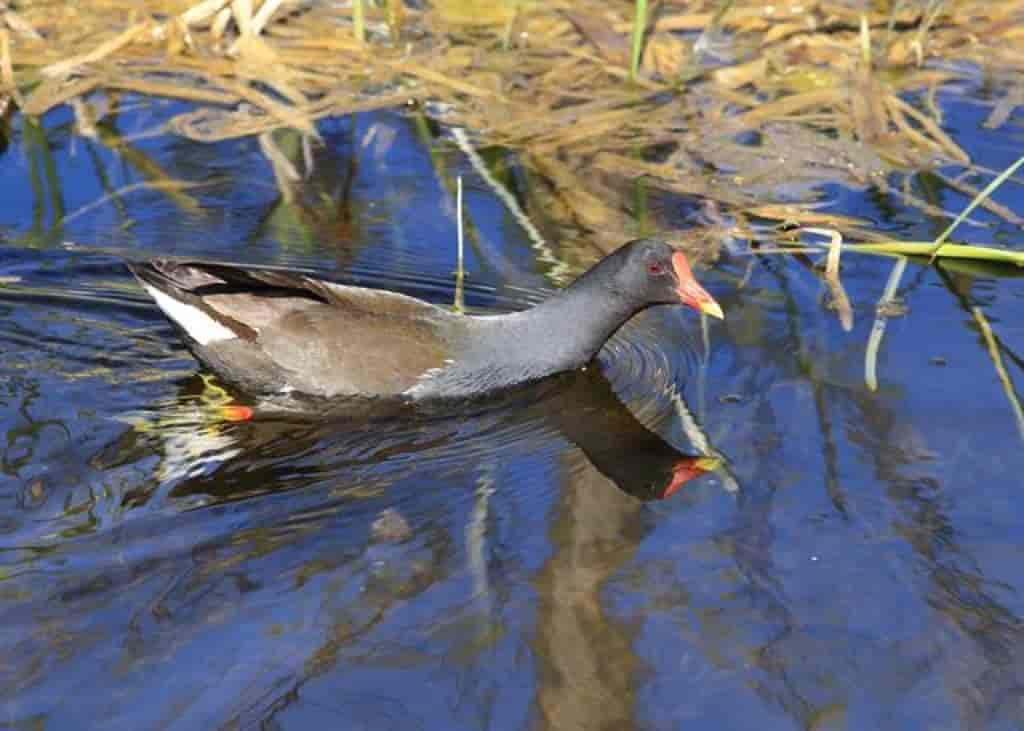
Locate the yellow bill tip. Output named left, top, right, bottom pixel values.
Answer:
left=700, top=299, right=725, bottom=320
left=694, top=456, right=722, bottom=472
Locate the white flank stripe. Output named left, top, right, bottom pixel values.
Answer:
left=143, top=284, right=236, bottom=345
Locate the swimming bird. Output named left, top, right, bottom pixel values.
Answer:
left=128, top=238, right=722, bottom=407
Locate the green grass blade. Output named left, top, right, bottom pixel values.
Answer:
left=852, top=241, right=1024, bottom=266
left=929, top=151, right=1024, bottom=255
left=630, top=0, right=648, bottom=83
left=353, top=0, right=365, bottom=44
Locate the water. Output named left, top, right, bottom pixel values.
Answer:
left=2, top=98, right=1024, bottom=730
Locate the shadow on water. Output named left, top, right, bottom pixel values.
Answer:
left=2, top=95, right=1024, bottom=729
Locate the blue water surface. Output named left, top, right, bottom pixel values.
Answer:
left=1, top=91, right=1024, bottom=730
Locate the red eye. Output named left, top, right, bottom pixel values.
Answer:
left=648, top=262, right=665, bottom=275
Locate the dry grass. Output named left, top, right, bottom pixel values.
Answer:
left=1, top=0, right=1023, bottom=258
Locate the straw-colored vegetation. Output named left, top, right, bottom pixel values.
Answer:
left=1, top=0, right=1023, bottom=261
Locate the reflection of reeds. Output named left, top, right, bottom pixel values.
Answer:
left=60, top=180, right=209, bottom=227
left=450, top=127, right=570, bottom=282
left=94, top=120, right=206, bottom=217
left=0, top=29, right=24, bottom=109
left=972, top=306, right=1024, bottom=442
left=804, top=227, right=853, bottom=332
left=21, top=116, right=64, bottom=230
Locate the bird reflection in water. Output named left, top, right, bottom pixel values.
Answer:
left=111, top=365, right=724, bottom=505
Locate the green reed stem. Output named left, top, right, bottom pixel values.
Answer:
left=630, top=0, right=648, bottom=82
left=930, top=152, right=1024, bottom=257
left=353, top=0, right=365, bottom=44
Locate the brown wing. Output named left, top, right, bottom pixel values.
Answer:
left=254, top=297, right=457, bottom=397
left=132, top=259, right=460, bottom=398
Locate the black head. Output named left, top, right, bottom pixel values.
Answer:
left=605, top=238, right=723, bottom=317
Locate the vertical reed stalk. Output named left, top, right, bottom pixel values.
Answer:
left=454, top=175, right=466, bottom=312
left=629, top=0, right=647, bottom=82
left=353, top=0, right=365, bottom=44
left=386, top=0, right=404, bottom=40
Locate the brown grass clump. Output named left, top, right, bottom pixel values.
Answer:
left=1, top=1, right=1023, bottom=256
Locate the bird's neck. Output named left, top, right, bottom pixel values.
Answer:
left=489, top=277, right=648, bottom=375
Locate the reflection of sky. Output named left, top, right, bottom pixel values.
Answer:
left=2, top=92, right=1024, bottom=729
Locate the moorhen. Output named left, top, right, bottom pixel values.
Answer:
left=128, top=238, right=722, bottom=405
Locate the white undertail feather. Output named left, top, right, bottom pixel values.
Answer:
left=143, top=284, right=236, bottom=345
left=402, top=358, right=456, bottom=397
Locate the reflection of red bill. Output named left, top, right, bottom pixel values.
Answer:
left=664, top=456, right=721, bottom=498
left=221, top=405, right=254, bottom=422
